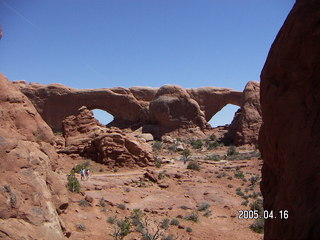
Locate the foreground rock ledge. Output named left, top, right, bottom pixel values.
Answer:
left=260, top=0, right=320, bottom=239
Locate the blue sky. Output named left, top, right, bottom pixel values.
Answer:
left=0, top=0, right=295, bottom=126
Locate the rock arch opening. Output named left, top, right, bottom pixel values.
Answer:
left=92, top=109, right=114, bottom=126
left=208, top=104, right=240, bottom=127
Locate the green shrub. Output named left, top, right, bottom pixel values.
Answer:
left=227, top=176, right=233, bottom=180
left=250, top=198, right=264, bottom=214
left=190, top=139, right=203, bottom=149
left=162, top=235, right=176, bottom=240
left=118, top=204, right=126, bottom=210
left=130, top=209, right=143, bottom=227
left=99, top=198, right=106, bottom=207
left=187, top=161, right=200, bottom=171
left=170, top=219, right=180, bottom=226
left=154, top=155, right=162, bottom=168
left=113, top=167, right=119, bottom=173
left=76, top=223, right=86, bottom=231
left=67, top=171, right=81, bottom=193
left=227, top=184, right=233, bottom=188
left=180, top=205, right=189, bottom=210
left=79, top=199, right=90, bottom=207
left=250, top=176, right=261, bottom=186
left=227, top=146, right=238, bottom=156
left=108, top=216, right=116, bottom=224
left=186, top=227, right=193, bottom=233
left=73, top=161, right=90, bottom=173
left=250, top=218, right=264, bottom=233
left=161, top=218, right=170, bottom=230
left=113, top=218, right=131, bottom=239
left=182, top=149, right=191, bottom=161
left=203, top=209, right=212, bottom=217
left=241, top=200, right=249, bottom=206
left=197, top=202, right=210, bottom=211
left=185, top=212, right=199, bottom=222
left=234, top=170, right=245, bottom=179
left=205, top=154, right=221, bottom=161
left=158, top=171, right=166, bottom=180
left=153, top=141, right=163, bottom=151
left=209, top=134, right=217, bottom=141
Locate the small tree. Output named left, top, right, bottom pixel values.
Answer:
left=67, top=171, right=81, bottom=193
left=182, top=149, right=191, bottom=164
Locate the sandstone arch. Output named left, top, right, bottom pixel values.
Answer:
left=13, top=82, right=244, bottom=133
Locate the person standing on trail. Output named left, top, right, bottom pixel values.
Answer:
left=80, top=168, right=85, bottom=181
left=86, top=169, right=90, bottom=180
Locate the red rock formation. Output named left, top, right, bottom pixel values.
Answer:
left=0, top=73, right=68, bottom=239
left=227, top=81, right=261, bottom=145
left=62, top=106, right=154, bottom=167
left=260, top=0, right=320, bottom=239
left=149, top=85, right=209, bottom=132
left=14, top=82, right=243, bottom=134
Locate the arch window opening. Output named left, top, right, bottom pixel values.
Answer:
left=92, top=109, right=114, bottom=126
left=208, top=104, right=240, bottom=128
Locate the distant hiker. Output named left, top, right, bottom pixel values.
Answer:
left=80, top=168, right=86, bottom=181
left=86, top=169, right=90, bottom=180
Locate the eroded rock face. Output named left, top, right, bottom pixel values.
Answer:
left=14, top=82, right=243, bottom=133
left=0, top=73, right=68, bottom=239
left=149, top=85, right=209, bottom=131
left=259, top=1, right=320, bottom=239
left=62, top=106, right=154, bottom=167
left=227, top=81, right=261, bottom=145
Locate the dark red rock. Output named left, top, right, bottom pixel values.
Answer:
left=259, top=1, right=320, bottom=239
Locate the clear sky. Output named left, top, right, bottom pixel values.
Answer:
left=0, top=0, right=295, bottom=126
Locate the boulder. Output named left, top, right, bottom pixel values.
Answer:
left=259, top=1, right=320, bottom=239
left=62, top=106, right=154, bottom=168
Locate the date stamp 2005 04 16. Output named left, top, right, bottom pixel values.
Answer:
left=238, top=210, right=289, bottom=220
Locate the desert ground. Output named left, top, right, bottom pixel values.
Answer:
left=56, top=130, right=263, bottom=240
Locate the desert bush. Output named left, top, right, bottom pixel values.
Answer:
left=209, top=134, right=217, bottom=141
left=99, top=198, right=106, bottom=207
left=158, top=171, right=166, bottom=180
left=197, top=202, right=210, bottom=211
left=160, top=218, right=170, bottom=230
left=131, top=209, right=144, bottom=227
left=227, top=176, right=233, bottom=180
left=190, top=139, right=203, bottom=149
left=113, top=167, right=119, bottom=173
left=154, top=155, right=162, bottom=168
left=180, top=205, right=189, bottom=210
left=187, top=161, right=200, bottom=171
left=118, top=204, right=126, bottom=210
left=76, top=223, right=87, bottom=231
left=185, top=212, right=199, bottom=222
left=205, top=154, right=221, bottom=161
left=203, top=209, right=212, bottom=217
left=227, top=145, right=238, bottom=156
left=79, top=199, right=90, bottom=207
left=236, top=189, right=245, bottom=197
left=250, top=198, right=263, bottom=214
left=241, top=200, right=249, bottom=206
left=170, top=219, right=179, bottom=226
left=182, top=148, right=191, bottom=162
left=249, top=176, right=261, bottom=186
left=67, top=171, right=80, bottom=193
left=73, top=161, right=90, bottom=173
left=153, top=141, right=163, bottom=151
left=108, top=216, right=117, bottom=224
left=234, top=170, right=245, bottom=179
left=186, top=227, right=193, bottom=233
left=250, top=218, right=264, bottom=233
left=112, top=218, right=131, bottom=240
left=162, top=234, right=177, bottom=240
left=227, top=184, right=233, bottom=188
